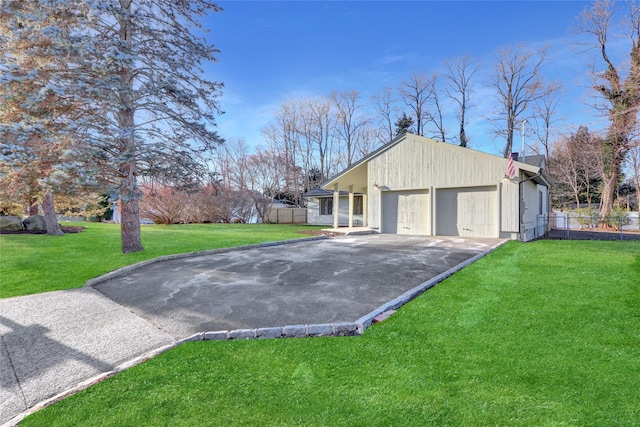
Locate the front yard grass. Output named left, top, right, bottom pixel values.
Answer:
left=0, top=222, right=323, bottom=298
left=21, top=240, right=640, bottom=426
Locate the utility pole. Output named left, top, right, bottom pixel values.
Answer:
left=521, top=119, right=527, bottom=163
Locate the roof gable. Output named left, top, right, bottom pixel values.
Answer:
left=324, top=134, right=542, bottom=190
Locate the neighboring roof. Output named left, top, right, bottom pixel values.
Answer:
left=520, top=154, right=546, bottom=169
left=302, top=188, right=361, bottom=198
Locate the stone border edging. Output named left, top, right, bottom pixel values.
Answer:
left=84, top=235, right=328, bottom=288
left=354, top=238, right=509, bottom=334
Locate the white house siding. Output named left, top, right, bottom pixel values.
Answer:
left=307, top=197, right=363, bottom=226
left=325, top=134, right=547, bottom=240
left=367, top=135, right=521, bottom=237
left=518, top=181, right=549, bottom=240
left=500, top=180, right=520, bottom=234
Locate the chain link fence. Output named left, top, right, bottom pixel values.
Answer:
left=547, top=211, right=640, bottom=241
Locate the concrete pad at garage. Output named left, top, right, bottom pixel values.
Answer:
left=92, top=234, right=506, bottom=339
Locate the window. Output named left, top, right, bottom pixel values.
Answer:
left=539, top=190, right=544, bottom=215
left=319, top=198, right=333, bottom=215
left=353, top=196, right=363, bottom=215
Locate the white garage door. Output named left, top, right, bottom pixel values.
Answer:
left=436, top=186, right=498, bottom=238
left=382, top=190, right=430, bottom=235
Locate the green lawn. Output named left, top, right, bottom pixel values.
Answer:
left=21, top=240, right=640, bottom=426
left=0, top=222, right=323, bottom=298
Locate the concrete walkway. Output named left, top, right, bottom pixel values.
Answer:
left=0, top=234, right=506, bottom=426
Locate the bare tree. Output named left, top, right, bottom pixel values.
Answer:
left=370, top=87, right=398, bottom=143
left=551, top=136, right=583, bottom=207
left=490, top=44, right=548, bottom=158
left=578, top=0, right=640, bottom=220
left=398, top=73, right=434, bottom=136
left=355, top=126, right=383, bottom=159
left=532, top=81, right=564, bottom=172
left=263, top=100, right=304, bottom=204
left=426, top=74, right=447, bottom=142
left=331, top=90, right=371, bottom=169
left=304, top=97, right=336, bottom=181
left=224, top=139, right=286, bottom=223
left=445, top=55, right=481, bottom=147
left=550, top=126, right=602, bottom=207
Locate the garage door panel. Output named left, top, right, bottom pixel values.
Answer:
left=382, top=190, right=429, bottom=235
left=436, top=187, right=497, bottom=238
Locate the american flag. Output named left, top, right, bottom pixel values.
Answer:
left=506, top=153, right=516, bottom=179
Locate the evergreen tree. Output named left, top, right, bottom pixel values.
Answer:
left=394, top=112, right=415, bottom=137
left=85, top=0, right=225, bottom=252
left=0, top=1, right=95, bottom=235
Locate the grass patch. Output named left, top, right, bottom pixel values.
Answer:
left=21, top=240, right=640, bottom=426
left=0, top=222, right=323, bottom=298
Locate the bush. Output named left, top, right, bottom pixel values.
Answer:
left=603, top=208, right=631, bottom=231
left=575, top=208, right=599, bottom=229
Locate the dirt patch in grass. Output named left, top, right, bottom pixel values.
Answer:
left=297, top=229, right=342, bottom=238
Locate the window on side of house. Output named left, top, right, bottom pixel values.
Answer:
left=320, top=198, right=333, bottom=215
left=539, top=190, right=544, bottom=215
left=353, top=196, right=363, bottom=215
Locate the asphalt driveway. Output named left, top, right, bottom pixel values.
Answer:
left=92, top=234, right=505, bottom=338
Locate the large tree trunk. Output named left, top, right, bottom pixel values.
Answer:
left=120, top=185, right=143, bottom=253
left=117, top=0, right=143, bottom=254
left=599, top=168, right=619, bottom=221
left=41, top=191, right=63, bottom=236
left=598, top=140, right=625, bottom=222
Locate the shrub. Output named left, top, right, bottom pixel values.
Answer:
left=603, top=208, right=631, bottom=231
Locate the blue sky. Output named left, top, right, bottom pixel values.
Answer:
left=204, top=1, right=612, bottom=156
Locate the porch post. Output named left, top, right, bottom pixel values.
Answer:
left=333, top=183, right=339, bottom=229
left=362, top=192, right=368, bottom=227
left=348, top=185, right=354, bottom=228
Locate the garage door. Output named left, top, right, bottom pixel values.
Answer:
left=382, top=190, right=430, bottom=235
left=436, top=186, right=497, bottom=238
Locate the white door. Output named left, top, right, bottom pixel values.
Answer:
left=382, top=190, right=430, bottom=235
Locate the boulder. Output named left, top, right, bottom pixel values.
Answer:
left=23, top=215, right=47, bottom=232
left=0, top=216, right=24, bottom=231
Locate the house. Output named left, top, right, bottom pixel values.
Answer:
left=303, top=188, right=364, bottom=226
left=321, top=133, right=551, bottom=241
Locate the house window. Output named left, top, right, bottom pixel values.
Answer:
left=353, top=196, right=363, bottom=215
left=539, top=190, right=544, bottom=215
left=320, top=198, right=333, bottom=215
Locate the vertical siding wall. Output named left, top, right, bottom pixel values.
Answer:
left=367, top=135, right=520, bottom=236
